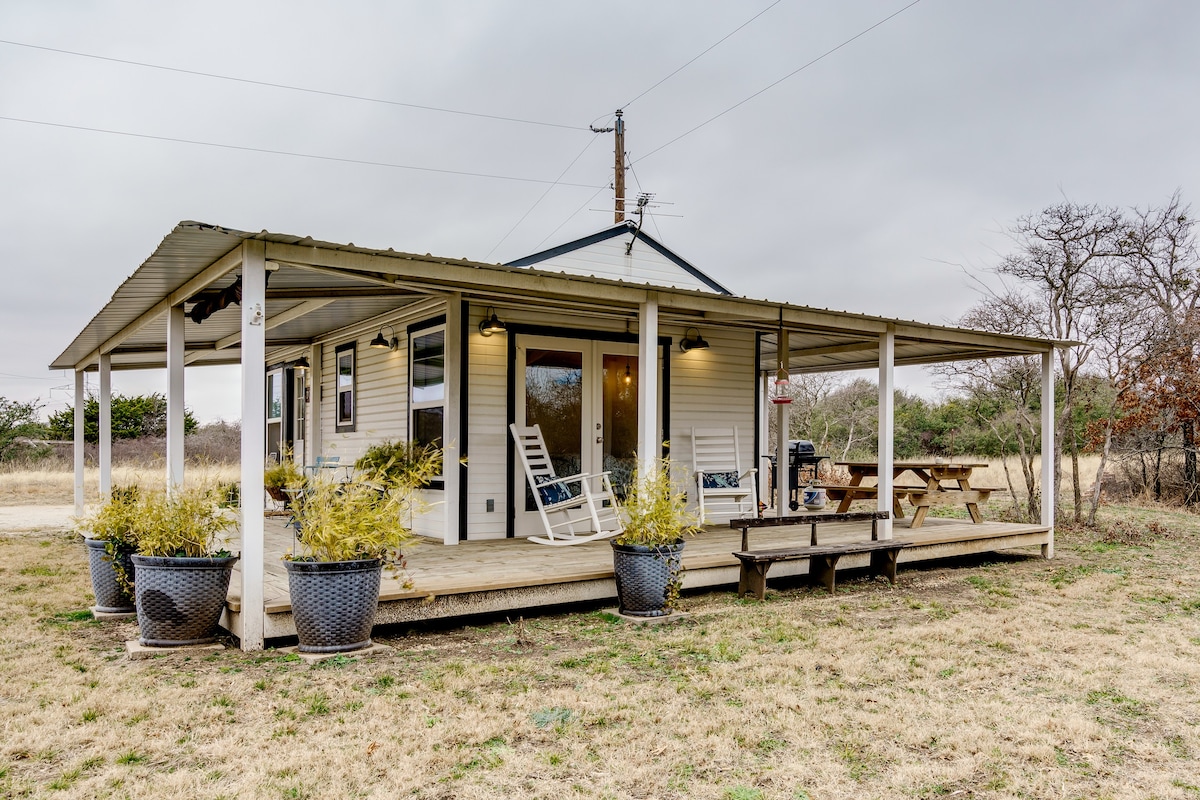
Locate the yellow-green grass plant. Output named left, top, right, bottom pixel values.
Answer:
left=132, top=486, right=237, bottom=558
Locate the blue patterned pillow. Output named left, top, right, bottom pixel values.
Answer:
left=702, top=471, right=741, bottom=489
left=535, top=475, right=577, bottom=506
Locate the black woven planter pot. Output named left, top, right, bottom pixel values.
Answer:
left=284, top=558, right=382, bottom=654
left=131, top=555, right=238, bottom=647
left=84, top=538, right=135, bottom=613
left=611, top=540, right=685, bottom=617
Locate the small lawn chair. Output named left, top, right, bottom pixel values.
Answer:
left=510, top=423, right=624, bottom=546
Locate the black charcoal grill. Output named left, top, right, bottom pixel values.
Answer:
left=767, top=440, right=830, bottom=510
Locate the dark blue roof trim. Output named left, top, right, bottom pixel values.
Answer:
left=506, top=221, right=733, bottom=296
left=505, top=224, right=632, bottom=267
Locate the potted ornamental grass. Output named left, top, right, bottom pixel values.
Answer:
left=283, top=440, right=441, bottom=653
left=77, top=486, right=141, bottom=614
left=264, top=456, right=304, bottom=505
left=611, top=458, right=702, bottom=617
left=130, top=486, right=239, bottom=647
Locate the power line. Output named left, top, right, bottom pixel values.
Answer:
left=0, top=372, right=59, bottom=381
left=0, top=38, right=587, bottom=132
left=0, top=116, right=605, bottom=189
left=484, top=135, right=604, bottom=262
left=634, top=0, right=924, bottom=165
left=532, top=185, right=612, bottom=253
left=621, top=0, right=784, bottom=111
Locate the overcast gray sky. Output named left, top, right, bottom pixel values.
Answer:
left=2, top=0, right=1197, bottom=423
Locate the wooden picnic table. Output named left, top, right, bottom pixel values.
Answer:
left=825, top=461, right=999, bottom=528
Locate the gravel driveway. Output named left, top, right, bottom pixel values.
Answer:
left=0, top=505, right=76, bottom=533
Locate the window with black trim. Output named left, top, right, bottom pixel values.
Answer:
left=410, top=323, right=445, bottom=451
left=335, top=342, right=356, bottom=432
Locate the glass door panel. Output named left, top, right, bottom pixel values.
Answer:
left=265, top=368, right=283, bottom=462
left=601, top=354, right=638, bottom=498
left=523, top=347, right=584, bottom=513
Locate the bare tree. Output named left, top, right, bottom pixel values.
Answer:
left=959, top=202, right=1127, bottom=521
left=1116, top=192, right=1200, bottom=502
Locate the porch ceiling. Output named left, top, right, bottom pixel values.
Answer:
left=51, top=221, right=1062, bottom=374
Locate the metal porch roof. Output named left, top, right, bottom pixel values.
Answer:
left=50, top=221, right=1063, bottom=375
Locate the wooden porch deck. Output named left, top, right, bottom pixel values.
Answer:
left=221, top=514, right=1051, bottom=642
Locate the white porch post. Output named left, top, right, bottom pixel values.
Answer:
left=775, top=328, right=789, bottom=519
left=99, top=353, right=112, bottom=498
left=166, top=304, right=186, bottom=491
left=239, top=242, right=266, bottom=651
left=443, top=296, right=462, bottom=546
left=73, top=370, right=85, bottom=518
left=760, top=370, right=770, bottom=509
left=308, top=343, right=323, bottom=460
left=1041, top=350, right=1055, bottom=558
left=877, top=325, right=895, bottom=540
left=637, top=296, right=660, bottom=476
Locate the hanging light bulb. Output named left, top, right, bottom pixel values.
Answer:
left=623, top=361, right=632, bottom=385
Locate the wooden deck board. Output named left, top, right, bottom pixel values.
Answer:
left=224, top=514, right=1051, bottom=621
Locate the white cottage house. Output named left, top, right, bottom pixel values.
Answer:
left=52, top=220, right=1060, bottom=650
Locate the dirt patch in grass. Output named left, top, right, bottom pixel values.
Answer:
left=2, top=506, right=1200, bottom=799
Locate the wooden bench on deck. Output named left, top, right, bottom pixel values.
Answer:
left=729, top=511, right=904, bottom=599
left=733, top=540, right=909, bottom=599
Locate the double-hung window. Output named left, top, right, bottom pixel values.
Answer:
left=335, top=342, right=356, bottom=432
left=409, top=322, right=445, bottom=451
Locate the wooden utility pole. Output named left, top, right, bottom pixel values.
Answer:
left=614, top=110, right=625, bottom=223
left=591, top=109, right=628, bottom=223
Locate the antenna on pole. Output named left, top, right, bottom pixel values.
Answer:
left=591, top=109, right=626, bottom=223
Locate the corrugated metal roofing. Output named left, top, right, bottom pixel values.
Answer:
left=51, top=221, right=1063, bottom=375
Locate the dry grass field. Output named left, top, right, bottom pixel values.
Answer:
left=2, top=488, right=1199, bottom=799
left=0, top=465, right=240, bottom=507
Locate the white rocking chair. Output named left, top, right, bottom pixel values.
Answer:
left=692, top=426, right=759, bottom=523
left=510, top=423, right=624, bottom=546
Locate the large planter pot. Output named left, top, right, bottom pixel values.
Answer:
left=131, top=555, right=238, bottom=647
left=84, top=538, right=136, bottom=613
left=284, top=558, right=382, bottom=653
left=611, top=540, right=685, bottom=618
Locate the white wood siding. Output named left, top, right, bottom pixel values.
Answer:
left=305, top=301, right=758, bottom=543
left=311, top=302, right=448, bottom=539
left=316, top=332, right=407, bottom=464
left=668, top=327, right=758, bottom=514
left=464, top=305, right=509, bottom=539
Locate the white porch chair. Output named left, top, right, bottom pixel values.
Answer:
left=510, top=423, right=624, bottom=546
left=691, top=426, right=758, bottom=522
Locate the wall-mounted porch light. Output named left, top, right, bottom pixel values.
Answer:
left=679, top=327, right=709, bottom=352
left=478, top=307, right=507, bottom=337
left=370, top=324, right=398, bottom=351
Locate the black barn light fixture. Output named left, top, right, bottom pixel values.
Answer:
left=679, top=327, right=710, bottom=352
left=370, top=324, right=398, bottom=351
left=478, top=307, right=507, bottom=337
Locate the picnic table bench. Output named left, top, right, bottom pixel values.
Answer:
left=729, top=511, right=905, bottom=599
left=824, top=461, right=1005, bottom=528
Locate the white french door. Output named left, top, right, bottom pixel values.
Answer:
left=513, top=335, right=647, bottom=537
